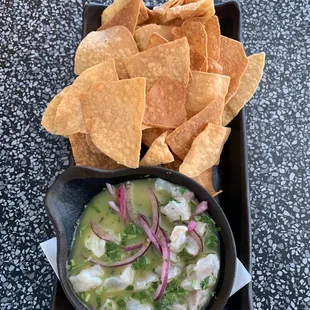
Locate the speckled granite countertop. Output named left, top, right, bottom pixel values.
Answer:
left=0, top=0, right=309, bottom=309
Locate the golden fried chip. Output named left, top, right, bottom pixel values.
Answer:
left=82, top=78, right=146, bottom=168
left=143, top=76, right=187, bottom=128
left=137, top=0, right=149, bottom=25
left=179, top=123, right=231, bottom=177
left=140, top=131, right=174, bottom=165
left=205, top=16, right=220, bottom=61
left=142, top=128, right=167, bottom=147
left=163, top=156, right=182, bottom=171
left=207, top=57, right=223, bottom=74
left=99, top=0, right=140, bottom=33
left=70, top=133, right=123, bottom=169
left=134, top=24, right=174, bottom=51
left=193, top=168, right=222, bottom=197
left=54, top=59, right=119, bottom=136
left=186, top=71, right=230, bottom=118
left=223, top=52, right=265, bottom=126
left=146, top=33, right=169, bottom=49
left=166, top=96, right=224, bottom=159
left=74, top=26, right=138, bottom=79
left=218, top=36, right=249, bottom=102
left=41, top=86, right=70, bottom=134
left=85, top=134, right=102, bottom=154
left=125, top=38, right=190, bottom=91
left=172, top=21, right=207, bottom=71
left=157, top=0, right=215, bottom=24
left=141, top=124, right=153, bottom=130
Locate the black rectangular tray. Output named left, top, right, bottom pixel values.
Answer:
left=50, top=2, right=252, bottom=309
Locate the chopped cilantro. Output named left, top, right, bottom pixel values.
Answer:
left=103, top=242, right=122, bottom=262
left=108, top=301, right=113, bottom=307
left=171, top=199, right=181, bottom=203
left=96, top=295, right=101, bottom=308
left=79, top=225, right=88, bottom=238
left=84, top=293, right=91, bottom=302
left=154, top=279, right=188, bottom=309
left=200, top=276, right=210, bottom=289
left=126, top=285, right=134, bottom=290
left=205, top=235, right=218, bottom=248
left=132, top=256, right=152, bottom=271
left=179, top=187, right=186, bottom=194
left=188, top=200, right=197, bottom=210
left=132, top=291, right=150, bottom=304
left=179, top=215, right=182, bottom=224
left=71, top=259, right=88, bottom=270
left=117, top=298, right=126, bottom=309
left=215, top=226, right=221, bottom=232
left=122, top=224, right=143, bottom=245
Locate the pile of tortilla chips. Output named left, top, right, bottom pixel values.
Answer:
left=41, top=0, right=265, bottom=196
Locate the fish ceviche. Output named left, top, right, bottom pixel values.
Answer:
left=68, top=178, right=221, bottom=310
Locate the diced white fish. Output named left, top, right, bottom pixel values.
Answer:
left=195, top=254, right=220, bottom=286
left=161, top=197, right=191, bottom=222
left=181, top=254, right=220, bottom=291
left=185, top=235, right=200, bottom=256
left=102, top=265, right=134, bottom=292
left=100, top=298, right=117, bottom=310
left=155, top=263, right=182, bottom=282
left=85, top=233, right=106, bottom=258
left=182, top=190, right=195, bottom=202
left=69, top=265, right=104, bottom=293
left=126, top=298, right=153, bottom=310
left=155, top=178, right=184, bottom=197
left=187, top=289, right=211, bottom=310
left=134, top=271, right=159, bottom=291
left=172, top=304, right=187, bottom=310
left=169, top=225, right=188, bottom=253
left=195, top=222, right=208, bottom=237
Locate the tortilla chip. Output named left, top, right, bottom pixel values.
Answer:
left=172, top=21, right=207, bottom=71
left=41, top=86, right=70, bottom=134
left=140, top=131, right=174, bottom=165
left=99, top=0, right=140, bottom=34
left=146, top=33, right=169, bottom=49
left=141, top=124, right=153, bottom=130
left=218, top=36, right=249, bottom=102
left=205, top=16, right=220, bottom=61
left=74, top=26, right=138, bottom=79
left=158, top=0, right=215, bottom=24
left=134, top=24, right=174, bottom=51
left=125, top=38, right=190, bottom=91
left=163, top=156, right=183, bottom=171
left=143, top=76, right=187, bottom=128
left=207, top=57, right=223, bottom=74
left=70, top=133, right=123, bottom=169
left=54, top=59, right=119, bottom=136
left=81, top=78, right=146, bottom=168
left=166, top=96, right=224, bottom=159
left=85, top=134, right=102, bottom=153
left=193, top=168, right=222, bottom=197
left=142, top=128, right=167, bottom=147
left=223, top=52, right=265, bottom=126
left=138, top=0, right=149, bottom=24
left=186, top=71, right=230, bottom=118
left=179, top=123, right=231, bottom=177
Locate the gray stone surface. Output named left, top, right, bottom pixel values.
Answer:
left=0, top=0, right=309, bottom=309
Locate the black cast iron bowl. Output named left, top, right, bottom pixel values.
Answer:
left=45, top=165, right=236, bottom=310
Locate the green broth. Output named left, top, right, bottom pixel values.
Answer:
left=68, top=178, right=220, bottom=309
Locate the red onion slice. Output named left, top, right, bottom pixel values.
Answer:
left=123, top=243, right=143, bottom=251
left=138, top=215, right=161, bottom=253
left=194, top=201, right=208, bottom=215
left=108, top=201, right=120, bottom=213
left=187, top=221, right=197, bottom=233
left=148, top=189, right=159, bottom=233
left=85, top=242, right=151, bottom=267
left=106, top=183, right=115, bottom=196
left=126, top=183, right=140, bottom=226
left=189, top=230, right=203, bottom=252
left=117, top=184, right=127, bottom=223
left=154, top=228, right=170, bottom=300
left=91, top=222, right=120, bottom=244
